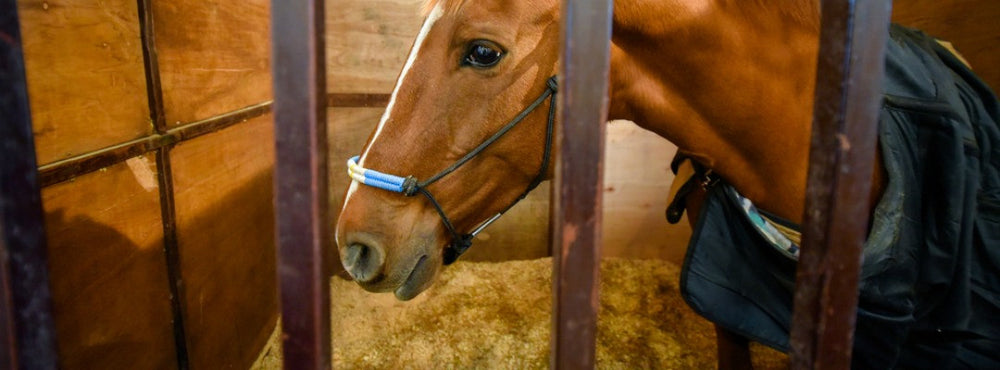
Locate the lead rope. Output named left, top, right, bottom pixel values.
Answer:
left=348, top=76, right=559, bottom=264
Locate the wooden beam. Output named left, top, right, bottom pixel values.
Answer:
left=0, top=0, right=59, bottom=368
left=270, top=0, right=331, bottom=369
left=550, top=0, right=612, bottom=368
left=789, top=0, right=893, bottom=368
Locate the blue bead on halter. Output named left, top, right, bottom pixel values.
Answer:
left=346, top=76, right=558, bottom=264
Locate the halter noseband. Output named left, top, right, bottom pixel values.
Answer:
left=347, top=76, right=559, bottom=264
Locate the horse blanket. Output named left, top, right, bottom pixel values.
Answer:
left=673, top=25, right=1000, bottom=368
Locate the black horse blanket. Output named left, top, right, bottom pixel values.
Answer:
left=674, top=25, right=999, bottom=368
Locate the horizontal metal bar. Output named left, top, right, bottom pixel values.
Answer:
left=37, top=101, right=273, bottom=187
left=35, top=91, right=396, bottom=188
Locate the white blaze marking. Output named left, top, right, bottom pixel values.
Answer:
left=337, top=3, right=445, bottom=245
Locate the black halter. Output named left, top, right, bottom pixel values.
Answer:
left=347, top=76, right=558, bottom=264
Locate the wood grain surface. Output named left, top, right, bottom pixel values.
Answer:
left=171, top=115, right=277, bottom=369
left=153, top=0, right=272, bottom=125
left=326, top=0, right=424, bottom=93
left=41, top=159, right=177, bottom=370
left=18, top=0, right=151, bottom=165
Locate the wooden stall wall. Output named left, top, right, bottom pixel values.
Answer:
left=155, top=1, right=272, bottom=125
left=19, top=0, right=277, bottom=368
left=892, top=0, right=1000, bottom=92
left=19, top=0, right=152, bottom=166
left=41, top=161, right=176, bottom=369
left=171, top=117, right=276, bottom=369
left=152, top=1, right=276, bottom=368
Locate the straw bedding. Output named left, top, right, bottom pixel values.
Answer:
left=253, top=257, right=786, bottom=369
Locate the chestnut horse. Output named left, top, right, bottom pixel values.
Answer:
left=336, top=0, right=999, bottom=367
left=337, top=0, right=833, bottom=298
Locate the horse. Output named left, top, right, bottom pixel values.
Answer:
left=335, top=0, right=1000, bottom=367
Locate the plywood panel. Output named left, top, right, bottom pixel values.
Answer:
left=154, top=0, right=272, bottom=125
left=326, top=0, right=424, bottom=93
left=18, top=0, right=151, bottom=165
left=172, top=114, right=277, bottom=369
left=894, top=0, right=1000, bottom=91
left=602, top=122, right=692, bottom=265
left=41, top=158, right=176, bottom=369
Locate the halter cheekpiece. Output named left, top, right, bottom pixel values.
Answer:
left=348, top=76, right=559, bottom=264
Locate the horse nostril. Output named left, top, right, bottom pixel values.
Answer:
left=343, top=243, right=383, bottom=283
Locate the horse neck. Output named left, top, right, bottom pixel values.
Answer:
left=607, top=0, right=821, bottom=222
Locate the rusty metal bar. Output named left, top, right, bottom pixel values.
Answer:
left=270, top=0, right=331, bottom=368
left=550, top=0, right=613, bottom=368
left=0, top=0, right=59, bottom=368
left=789, top=0, right=893, bottom=368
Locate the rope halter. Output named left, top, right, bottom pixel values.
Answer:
left=346, top=76, right=558, bottom=264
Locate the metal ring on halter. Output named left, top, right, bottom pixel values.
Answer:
left=347, top=76, right=558, bottom=264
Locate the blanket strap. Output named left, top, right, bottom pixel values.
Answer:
left=665, top=155, right=719, bottom=224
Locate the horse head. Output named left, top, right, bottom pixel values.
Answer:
left=336, top=0, right=561, bottom=300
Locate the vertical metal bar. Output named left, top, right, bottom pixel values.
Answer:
left=790, top=0, right=892, bottom=368
left=550, top=1, right=612, bottom=368
left=0, top=0, right=59, bottom=368
left=136, top=0, right=190, bottom=366
left=270, top=0, right=331, bottom=369
left=137, top=0, right=166, bottom=134
left=153, top=148, right=189, bottom=369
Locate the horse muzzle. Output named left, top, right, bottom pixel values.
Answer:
left=338, top=228, right=442, bottom=301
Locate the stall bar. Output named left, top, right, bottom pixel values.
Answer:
left=0, top=0, right=59, bottom=368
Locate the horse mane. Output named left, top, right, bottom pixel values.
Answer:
left=423, top=0, right=820, bottom=31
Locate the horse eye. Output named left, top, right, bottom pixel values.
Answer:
left=464, top=43, right=503, bottom=68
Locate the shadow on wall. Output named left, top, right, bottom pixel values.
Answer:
left=43, top=165, right=280, bottom=369
left=44, top=210, right=178, bottom=370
